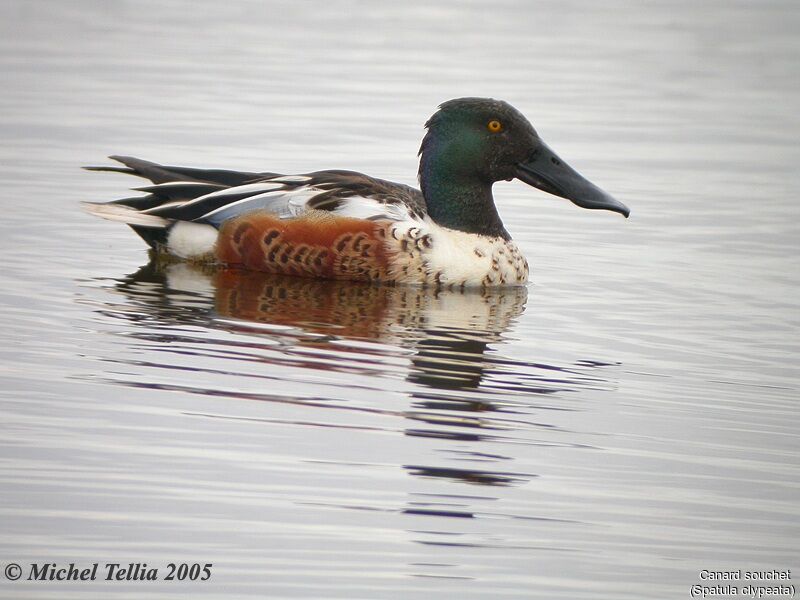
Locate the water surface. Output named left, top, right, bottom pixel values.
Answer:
left=0, top=1, right=798, bottom=598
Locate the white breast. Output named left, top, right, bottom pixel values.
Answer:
left=386, top=217, right=529, bottom=287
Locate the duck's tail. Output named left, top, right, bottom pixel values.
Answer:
left=84, top=155, right=273, bottom=250
left=80, top=202, right=170, bottom=228
left=84, top=155, right=271, bottom=187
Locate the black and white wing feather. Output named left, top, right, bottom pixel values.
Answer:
left=84, top=157, right=428, bottom=247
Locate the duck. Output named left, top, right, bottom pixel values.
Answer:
left=83, top=97, right=629, bottom=287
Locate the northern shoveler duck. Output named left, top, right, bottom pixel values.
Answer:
left=84, top=97, right=629, bottom=287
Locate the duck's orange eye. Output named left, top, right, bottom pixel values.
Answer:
left=487, top=119, right=503, bottom=133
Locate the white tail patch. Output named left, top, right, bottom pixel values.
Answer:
left=82, top=202, right=169, bottom=228
left=166, top=221, right=218, bottom=259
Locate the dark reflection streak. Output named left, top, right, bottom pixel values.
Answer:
left=414, top=541, right=575, bottom=552
left=295, top=501, right=570, bottom=527
left=108, top=379, right=399, bottom=416
left=405, top=429, right=597, bottom=449
left=483, top=512, right=578, bottom=524
left=296, top=502, right=387, bottom=513
left=303, top=460, right=390, bottom=468
left=489, top=382, right=607, bottom=394
left=489, top=356, right=613, bottom=381
left=410, top=574, right=475, bottom=580
left=96, top=356, right=405, bottom=396
left=405, top=411, right=561, bottom=431
left=411, top=399, right=568, bottom=414
left=410, top=493, right=497, bottom=500
left=406, top=420, right=506, bottom=432
left=403, top=509, right=474, bottom=518
left=112, top=344, right=407, bottom=381
left=576, top=359, right=620, bottom=367
left=118, top=332, right=314, bottom=354
left=404, top=464, right=536, bottom=486
left=118, top=342, right=414, bottom=385
left=706, top=379, right=796, bottom=391
left=407, top=502, right=468, bottom=508
left=408, top=390, right=576, bottom=411
left=441, top=450, right=512, bottom=460
left=405, top=430, right=493, bottom=442
left=408, top=507, right=577, bottom=524
left=411, top=400, right=525, bottom=414
left=183, top=411, right=386, bottom=433
left=516, top=374, right=604, bottom=386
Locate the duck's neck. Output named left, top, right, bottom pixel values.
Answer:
left=418, top=145, right=510, bottom=240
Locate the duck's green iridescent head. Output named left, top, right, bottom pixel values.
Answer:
left=418, top=98, right=629, bottom=237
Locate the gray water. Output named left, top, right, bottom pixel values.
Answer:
left=1, top=1, right=798, bottom=598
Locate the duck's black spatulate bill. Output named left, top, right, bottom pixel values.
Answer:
left=515, top=141, right=630, bottom=218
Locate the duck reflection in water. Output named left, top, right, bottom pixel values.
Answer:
left=108, top=260, right=610, bottom=491
left=114, top=259, right=529, bottom=393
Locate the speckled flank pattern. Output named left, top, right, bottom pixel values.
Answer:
left=383, top=225, right=431, bottom=283
left=216, top=210, right=391, bottom=282
left=482, top=243, right=529, bottom=286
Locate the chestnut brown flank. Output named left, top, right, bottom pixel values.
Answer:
left=216, top=211, right=392, bottom=282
